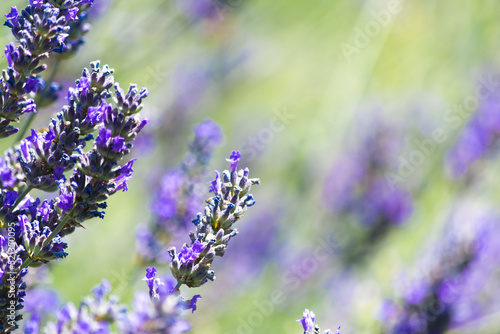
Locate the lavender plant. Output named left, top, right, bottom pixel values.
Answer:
left=323, top=116, right=413, bottom=263
left=0, top=1, right=151, bottom=328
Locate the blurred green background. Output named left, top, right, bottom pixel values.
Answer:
left=3, top=0, right=500, bottom=333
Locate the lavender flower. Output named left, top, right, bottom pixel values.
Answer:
left=297, top=309, right=341, bottom=334
left=1, top=0, right=94, bottom=137
left=169, top=151, right=259, bottom=288
left=0, top=60, right=149, bottom=330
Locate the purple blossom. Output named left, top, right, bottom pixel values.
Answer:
left=209, top=170, right=221, bottom=194
left=194, top=120, right=223, bottom=145
left=143, top=267, right=157, bottom=291
left=24, top=77, right=40, bottom=93
left=58, top=192, right=74, bottom=212
left=4, top=190, right=17, bottom=207
left=298, top=309, right=316, bottom=331
left=4, top=43, right=15, bottom=67
left=92, top=279, right=111, bottom=302
left=65, top=7, right=79, bottom=21
left=178, top=242, right=202, bottom=265
left=226, top=151, right=241, bottom=172
left=96, top=127, right=112, bottom=147
left=0, top=157, right=17, bottom=188
left=115, top=159, right=136, bottom=192
left=111, top=136, right=126, bottom=152
left=4, top=6, right=18, bottom=27
left=187, top=295, right=202, bottom=313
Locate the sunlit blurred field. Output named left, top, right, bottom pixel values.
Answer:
left=3, top=0, right=500, bottom=333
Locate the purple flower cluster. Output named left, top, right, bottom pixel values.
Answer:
left=297, top=309, right=341, bottom=334
left=168, top=151, right=260, bottom=288
left=137, top=120, right=223, bottom=263
left=1, top=0, right=94, bottom=138
left=0, top=60, right=149, bottom=329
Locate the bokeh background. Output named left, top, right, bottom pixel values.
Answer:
left=3, top=0, right=500, bottom=333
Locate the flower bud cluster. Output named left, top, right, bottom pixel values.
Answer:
left=169, top=151, right=260, bottom=288
left=0, top=60, right=148, bottom=330
left=1, top=0, right=94, bottom=137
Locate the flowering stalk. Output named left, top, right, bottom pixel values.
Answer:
left=1, top=0, right=93, bottom=139
left=168, top=151, right=260, bottom=289
left=0, top=60, right=149, bottom=331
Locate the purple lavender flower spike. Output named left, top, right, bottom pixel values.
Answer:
left=169, top=152, right=260, bottom=288
left=0, top=0, right=95, bottom=137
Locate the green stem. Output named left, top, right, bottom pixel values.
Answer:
left=15, top=60, right=61, bottom=143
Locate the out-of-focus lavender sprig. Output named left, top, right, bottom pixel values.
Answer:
left=383, top=206, right=500, bottom=334
left=1, top=0, right=94, bottom=138
left=41, top=280, right=127, bottom=333
left=136, top=120, right=223, bottom=263
left=168, top=151, right=260, bottom=289
left=446, top=91, right=500, bottom=180
left=297, top=309, right=341, bottom=334
left=323, top=118, right=413, bottom=262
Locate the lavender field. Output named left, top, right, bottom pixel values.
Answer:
left=1, top=0, right=500, bottom=333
